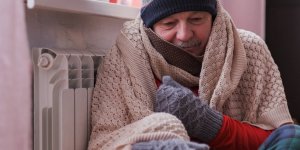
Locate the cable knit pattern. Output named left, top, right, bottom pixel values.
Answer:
left=89, top=1, right=293, bottom=149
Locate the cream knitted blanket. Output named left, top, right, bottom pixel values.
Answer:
left=88, top=2, right=293, bottom=149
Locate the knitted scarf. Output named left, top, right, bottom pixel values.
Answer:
left=89, top=1, right=293, bottom=149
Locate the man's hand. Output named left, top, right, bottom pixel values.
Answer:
left=155, top=76, right=223, bottom=143
left=132, top=139, right=209, bottom=150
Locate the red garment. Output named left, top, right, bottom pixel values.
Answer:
left=209, top=115, right=273, bottom=150
left=155, top=78, right=273, bottom=149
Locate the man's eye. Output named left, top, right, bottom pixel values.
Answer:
left=162, top=22, right=175, bottom=26
left=159, top=21, right=176, bottom=29
left=190, top=18, right=203, bottom=24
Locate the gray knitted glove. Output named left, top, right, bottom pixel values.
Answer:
left=132, top=139, right=209, bottom=150
left=155, top=76, right=223, bottom=143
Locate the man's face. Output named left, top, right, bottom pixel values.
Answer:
left=153, top=11, right=213, bottom=56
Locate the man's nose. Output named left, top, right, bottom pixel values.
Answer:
left=176, top=23, right=193, bottom=41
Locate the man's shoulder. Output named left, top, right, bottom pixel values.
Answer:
left=237, top=29, right=266, bottom=47
left=237, top=29, right=273, bottom=63
left=237, top=29, right=269, bottom=57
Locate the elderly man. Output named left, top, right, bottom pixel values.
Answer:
left=88, top=0, right=299, bottom=149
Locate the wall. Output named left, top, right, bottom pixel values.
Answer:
left=1, top=1, right=31, bottom=150
left=220, top=0, right=265, bottom=38
left=26, top=8, right=128, bottom=53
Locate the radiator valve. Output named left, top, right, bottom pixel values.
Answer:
left=38, top=53, right=54, bottom=70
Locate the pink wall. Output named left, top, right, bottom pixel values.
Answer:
left=0, top=0, right=32, bottom=150
left=220, top=0, right=265, bottom=38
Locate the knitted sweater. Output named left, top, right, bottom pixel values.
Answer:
left=88, top=1, right=293, bottom=149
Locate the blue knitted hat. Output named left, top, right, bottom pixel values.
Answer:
left=141, top=0, right=217, bottom=28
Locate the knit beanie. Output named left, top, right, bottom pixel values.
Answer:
left=141, top=0, right=217, bottom=28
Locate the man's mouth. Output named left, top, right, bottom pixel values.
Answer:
left=177, top=41, right=201, bottom=50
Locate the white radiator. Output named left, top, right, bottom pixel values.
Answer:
left=32, top=48, right=104, bottom=150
